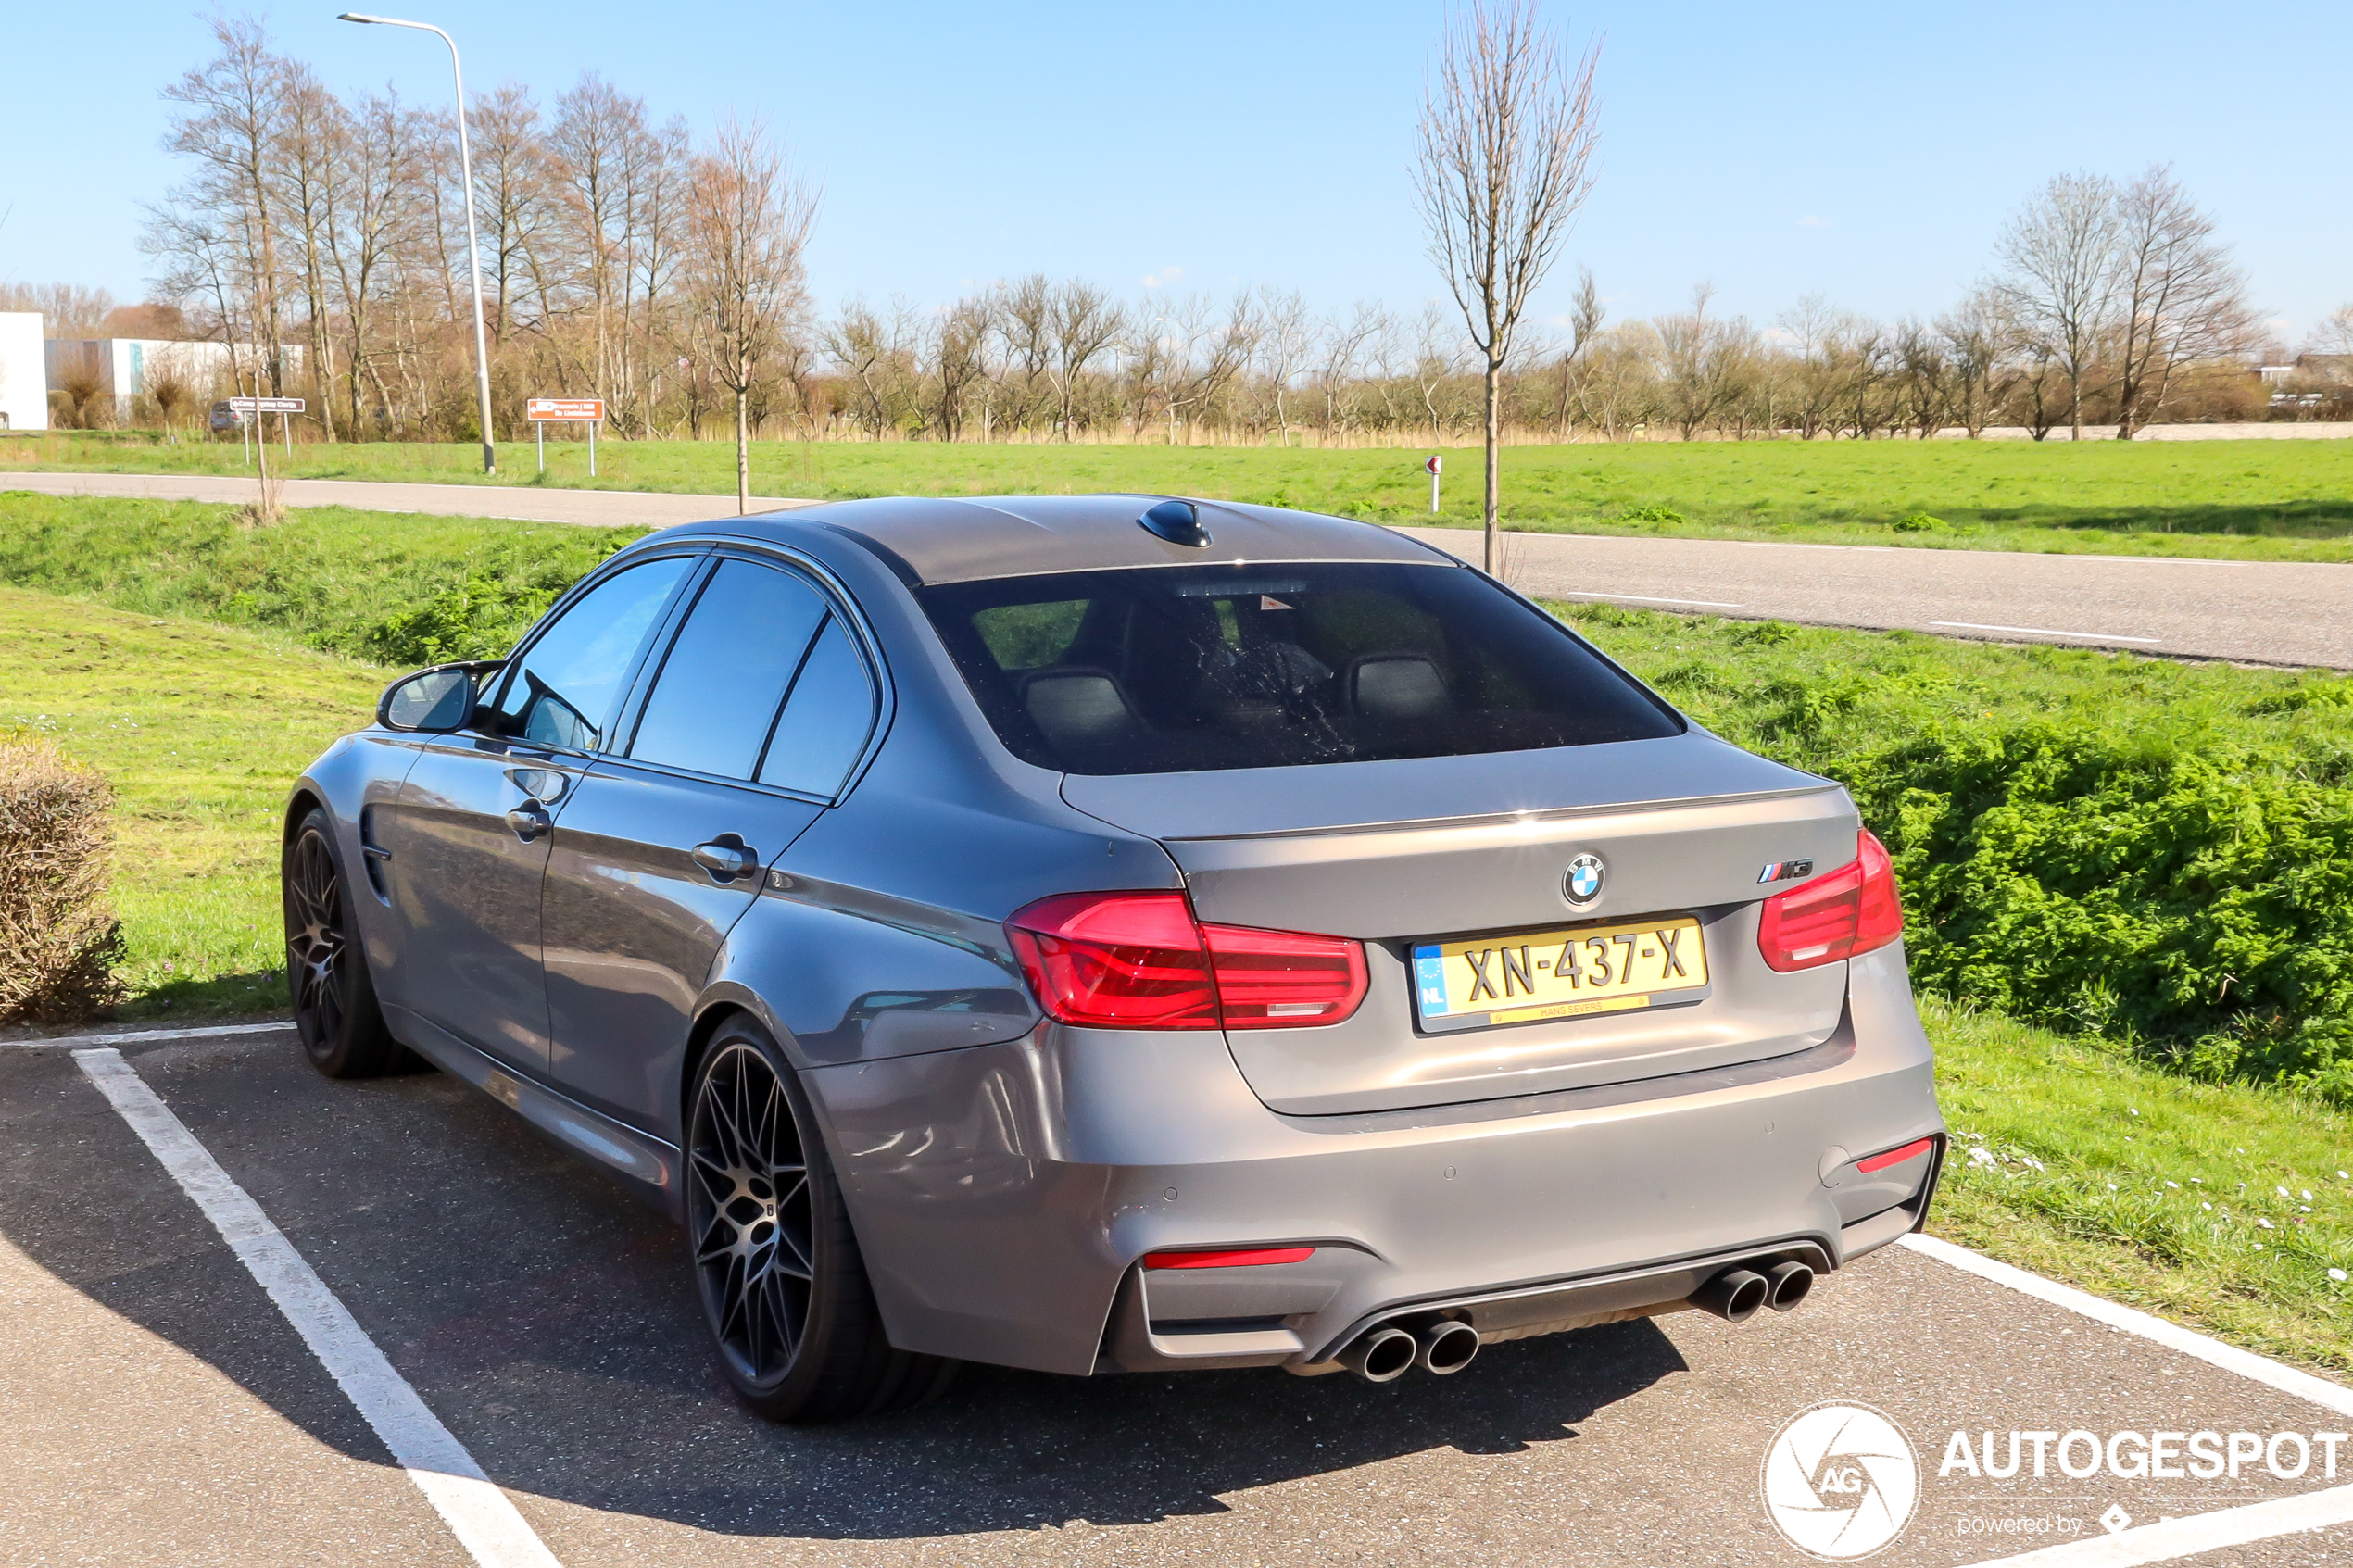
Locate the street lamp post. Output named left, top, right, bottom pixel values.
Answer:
left=338, top=12, right=497, bottom=476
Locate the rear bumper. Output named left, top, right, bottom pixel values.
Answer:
left=803, top=942, right=1942, bottom=1376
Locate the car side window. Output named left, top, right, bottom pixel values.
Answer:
left=629, top=559, right=829, bottom=780
left=758, top=616, right=879, bottom=797
left=490, top=556, right=694, bottom=752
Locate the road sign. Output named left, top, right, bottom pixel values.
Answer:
left=227, top=396, right=306, bottom=414
left=1425, top=454, right=1442, bottom=475
left=528, top=397, right=609, bottom=476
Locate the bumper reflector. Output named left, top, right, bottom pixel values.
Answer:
left=1856, top=1136, right=1936, bottom=1174
left=1141, top=1246, right=1315, bottom=1270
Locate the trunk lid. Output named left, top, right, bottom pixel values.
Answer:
left=1061, top=733, right=1859, bottom=1115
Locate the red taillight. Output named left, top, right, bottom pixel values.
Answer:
left=1142, top=1246, right=1316, bottom=1270
left=1202, top=922, right=1368, bottom=1027
left=1757, top=829, right=1904, bottom=972
left=1005, top=892, right=1368, bottom=1031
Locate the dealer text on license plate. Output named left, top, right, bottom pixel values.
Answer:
left=1412, top=916, right=1709, bottom=1031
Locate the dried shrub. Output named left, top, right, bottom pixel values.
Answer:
left=0, top=738, right=125, bottom=1024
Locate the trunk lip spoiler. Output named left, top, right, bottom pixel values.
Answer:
left=1156, top=781, right=1848, bottom=844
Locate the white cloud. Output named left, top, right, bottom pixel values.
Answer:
left=1799, top=215, right=1831, bottom=229
left=1142, top=264, right=1186, bottom=289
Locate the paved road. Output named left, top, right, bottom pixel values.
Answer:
left=6, top=1023, right=2353, bottom=1567
left=6, top=472, right=2347, bottom=669
left=0, top=470, right=810, bottom=530
left=1401, top=527, right=2353, bottom=671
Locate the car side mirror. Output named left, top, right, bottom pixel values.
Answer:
left=378, top=663, right=489, bottom=733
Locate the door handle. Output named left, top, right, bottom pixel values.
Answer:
left=506, top=803, right=552, bottom=842
left=691, top=835, right=761, bottom=883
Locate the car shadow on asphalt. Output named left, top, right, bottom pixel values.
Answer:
left=1, top=1038, right=1692, bottom=1541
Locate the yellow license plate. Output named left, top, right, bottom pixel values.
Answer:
left=1412, top=917, right=1709, bottom=1029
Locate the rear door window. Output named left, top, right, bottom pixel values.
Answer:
left=758, top=617, right=880, bottom=797
left=917, top=561, right=1680, bottom=775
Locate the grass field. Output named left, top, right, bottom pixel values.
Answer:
left=7, top=429, right=2353, bottom=561
left=3, top=586, right=386, bottom=1020
left=6, top=493, right=2353, bottom=1374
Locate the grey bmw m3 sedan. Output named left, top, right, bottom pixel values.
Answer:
left=283, top=494, right=1944, bottom=1422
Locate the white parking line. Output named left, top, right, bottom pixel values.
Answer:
left=1900, top=1233, right=2353, bottom=1420
left=1907, top=1234, right=2353, bottom=1565
left=1570, top=592, right=1746, bottom=609
left=73, top=1047, right=563, bottom=1568
left=1966, top=1481, right=2353, bottom=1566
left=3, top=1019, right=294, bottom=1049
left=1930, top=620, right=2162, bottom=645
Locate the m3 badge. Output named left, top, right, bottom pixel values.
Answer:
left=1758, top=859, right=1815, bottom=884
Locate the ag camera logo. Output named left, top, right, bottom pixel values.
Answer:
left=1761, top=1402, right=1920, bottom=1560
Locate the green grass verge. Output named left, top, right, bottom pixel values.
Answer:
left=0, top=491, right=639, bottom=666
left=7, top=430, right=2353, bottom=561
left=3, top=585, right=386, bottom=1021
left=1930, top=995, right=2353, bottom=1375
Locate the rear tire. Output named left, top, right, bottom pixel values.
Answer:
left=686, top=1017, right=957, bottom=1423
left=283, top=809, right=414, bottom=1079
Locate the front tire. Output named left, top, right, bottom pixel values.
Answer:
left=283, top=809, right=411, bottom=1079
left=686, top=1018, right=956, bottom=1423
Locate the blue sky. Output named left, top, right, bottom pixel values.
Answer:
left=4, top=2, right=2344, bottom=344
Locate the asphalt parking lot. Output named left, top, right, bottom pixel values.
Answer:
left=7, top=1024, right=2353, bottom=1568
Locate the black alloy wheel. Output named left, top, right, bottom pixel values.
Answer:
left=685, top=1019, right=957, bottom=1423
left=689, top=1039, right=817, bottom=1386
left=282, top=809, right=409, bottom=1078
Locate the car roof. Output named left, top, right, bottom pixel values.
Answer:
left=721, top=494, right=1455, bottom=586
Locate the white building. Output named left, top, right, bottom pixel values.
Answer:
left=44, top=337, right=295, bottom=419
left=0, top=313, right=45, bottom=430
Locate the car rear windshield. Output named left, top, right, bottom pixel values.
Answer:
left=915, top=561, right=1681, bottom=775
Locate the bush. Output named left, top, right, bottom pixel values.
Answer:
left=0, top=738, right=124, bottom=1024
left=1894, top=511, right=1946, bottom=533
left=1620, top=503, right=1688, bottom=525
left=1839, top=728, right=2353, bottom=1098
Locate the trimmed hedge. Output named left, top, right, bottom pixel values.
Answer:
left=0, top=738, right=123, bottom=1023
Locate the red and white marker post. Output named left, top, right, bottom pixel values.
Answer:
left=1426, top=452, right=1443, bottom=514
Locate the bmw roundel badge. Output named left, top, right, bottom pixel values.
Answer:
left=1564, top=853, right=1606, bottom=907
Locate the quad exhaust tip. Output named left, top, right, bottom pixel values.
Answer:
left=1691, top=1259, right=1817, bottom=1322
left=1339, top=1325, right=1418, bottom=1383
left=1417, top=1319, right=1481, bottom=1376
left=1765, top=1260, right=1814, bottom=1312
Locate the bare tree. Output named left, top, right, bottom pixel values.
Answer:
left=159, top=13, right=293, bottom=395
left=1548, top=264, right=1604, bottom=437
left=2108, top=167, right=2257, bottom=440
left=1993, top=171, right=2119, bottom=440
left=684, top=118, right=814, bottom=512
left=1314, top=301, right=1385, bottom=440
left=1254, top=288, right=1315, bottom=445
left=1891, top=318, right=1952, bottom=439
left=1655, top=285, right=1743, bottom=440
left=1045, top=281, right=1122, bottom=441
left=1935, top=288, right=2018, bottom=438
left=1415, top=0, right=1600, bottom=569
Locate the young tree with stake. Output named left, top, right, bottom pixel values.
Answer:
left=685, top=119, right=814, bottom=514
left=1416, top=1, right=1599, bottom=572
